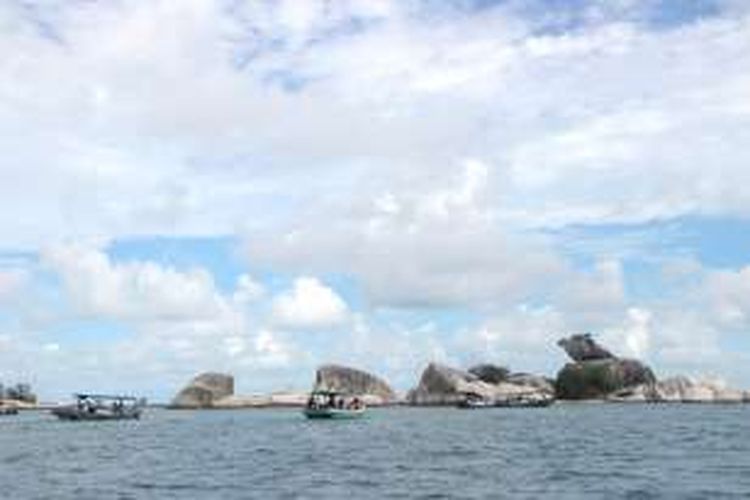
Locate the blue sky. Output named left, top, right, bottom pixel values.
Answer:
left=1, top=0, right=750, bottom=401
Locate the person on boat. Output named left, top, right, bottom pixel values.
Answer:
left=86, top=398, right=96, bottom=414
left=307, top=395, right=320, bottom=410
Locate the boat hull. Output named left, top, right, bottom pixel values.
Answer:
left=303, top=408, right=365, bottom=419
left=457, top=400, right=493, bottom=409
left=493, top=399, right=554, bottom=408
left=51, top=406, right=141, bottom=421
left=457, top=397, right=555, bottom=409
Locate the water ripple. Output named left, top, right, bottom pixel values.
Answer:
left=0, top=406, right=749, bottom=498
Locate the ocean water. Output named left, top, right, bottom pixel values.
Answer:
left=1, top=404, right=749, bottom=499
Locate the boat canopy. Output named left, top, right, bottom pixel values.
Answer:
left=73, top=393, right=139, bottom=401
left=309, top=389, right=345, bottom=396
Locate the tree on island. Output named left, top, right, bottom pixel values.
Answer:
left=0, top=382, right=37, bottom=404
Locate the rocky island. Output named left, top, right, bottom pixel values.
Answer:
left=556, top=333, right=750, bottom=403
left=403, top=333, right=750, bottom=405
left=168, top=333, right=749, bottom=409
left=170, top=365, right=397, bottom=409
left=170, top=372, right=235, bottom=409
left=555, top=333, right=656, bottom=399
left=406, top=362, right=554, bottom=405
left=312, top=364, right=397, bottom=405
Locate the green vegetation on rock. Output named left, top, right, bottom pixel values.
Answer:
left=555, top=359, right=656, bottom=400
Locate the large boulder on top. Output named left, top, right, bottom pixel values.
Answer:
left=170, top=372, right=234, bottom=409
left=557, top=333, right=615, bottom=362
left=313, top=364, right=396, bottom=404
left=555, top=333, right=656, bottom=400
left=468, top=364, right=510, bottom=384
left=407, top=362, right=554, bottom=405
left=556, top=358, right=656, bottom=400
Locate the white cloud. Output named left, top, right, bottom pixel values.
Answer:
left=42, top=342, right=61, bottom=353
left=313, top=313, right=459, bottom=390
left=706, top=266, right=750, bottom=326
left=26, top=243, right=305, bottom=397
left=271, top=277, right=349, bottom=330
left=555, top=259, right=626, bottom=325
left=0, top=268, right=26, bottom=302
left=232, top=274, right=266, bottom=304
left=602, top=307, right=652, bottom=359
left=42, top=243, right=227, bottom=321
left=623, top=307, right=651, bottom=359
left=463, top=305, right=565, bottom=362
left=253, top=329, right=293, bottom=368
left=250, top=160, right=566, bottom=308
left=0, top=2, right=747, bottom=249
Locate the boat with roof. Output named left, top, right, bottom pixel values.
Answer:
left=51, top=394, right=144, bottom=421
left=303, top=390, right=366, bottom=419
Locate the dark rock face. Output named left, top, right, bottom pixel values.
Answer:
left=557, top=334, right=614, bottom=362
left=314, top=364, right=396, bottom=402
left=555, top=333, right=657, bottom=400
left=468, top=364, right=510, bottom=384
left=555, top=359, right=656, bottom=400
left=506, top=373, right=556, bottom=395
left=170, top=372, right=234, bottom=409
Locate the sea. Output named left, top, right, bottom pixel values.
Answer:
left=1, top=404, right=749, bottom=499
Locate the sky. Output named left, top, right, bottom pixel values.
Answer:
left=1, top=0, right=750, bottom=402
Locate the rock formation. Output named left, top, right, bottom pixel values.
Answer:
left=609, top=376, right=749, bottom=403
left=555, top=334, right=655, bottom=400
left=556, top=358, right=655, bottom=400
left=407, top=362, right=554, bottom=405
left=169, top=365, right=396, bottom=409
left=313, top=364, right=397, bottom=404
left=170, top=372, right=234, bottom=409
left=468, top=364, right=510, bottom=384
left=215, top=392, right=309, bottom=408
left=555, top=334, right=750, bottom=403
left=505, top=373, right=556, bottom=394
left=557, top=333, right=614, bottom=362
left=406, top=363, right=477, bottom=405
